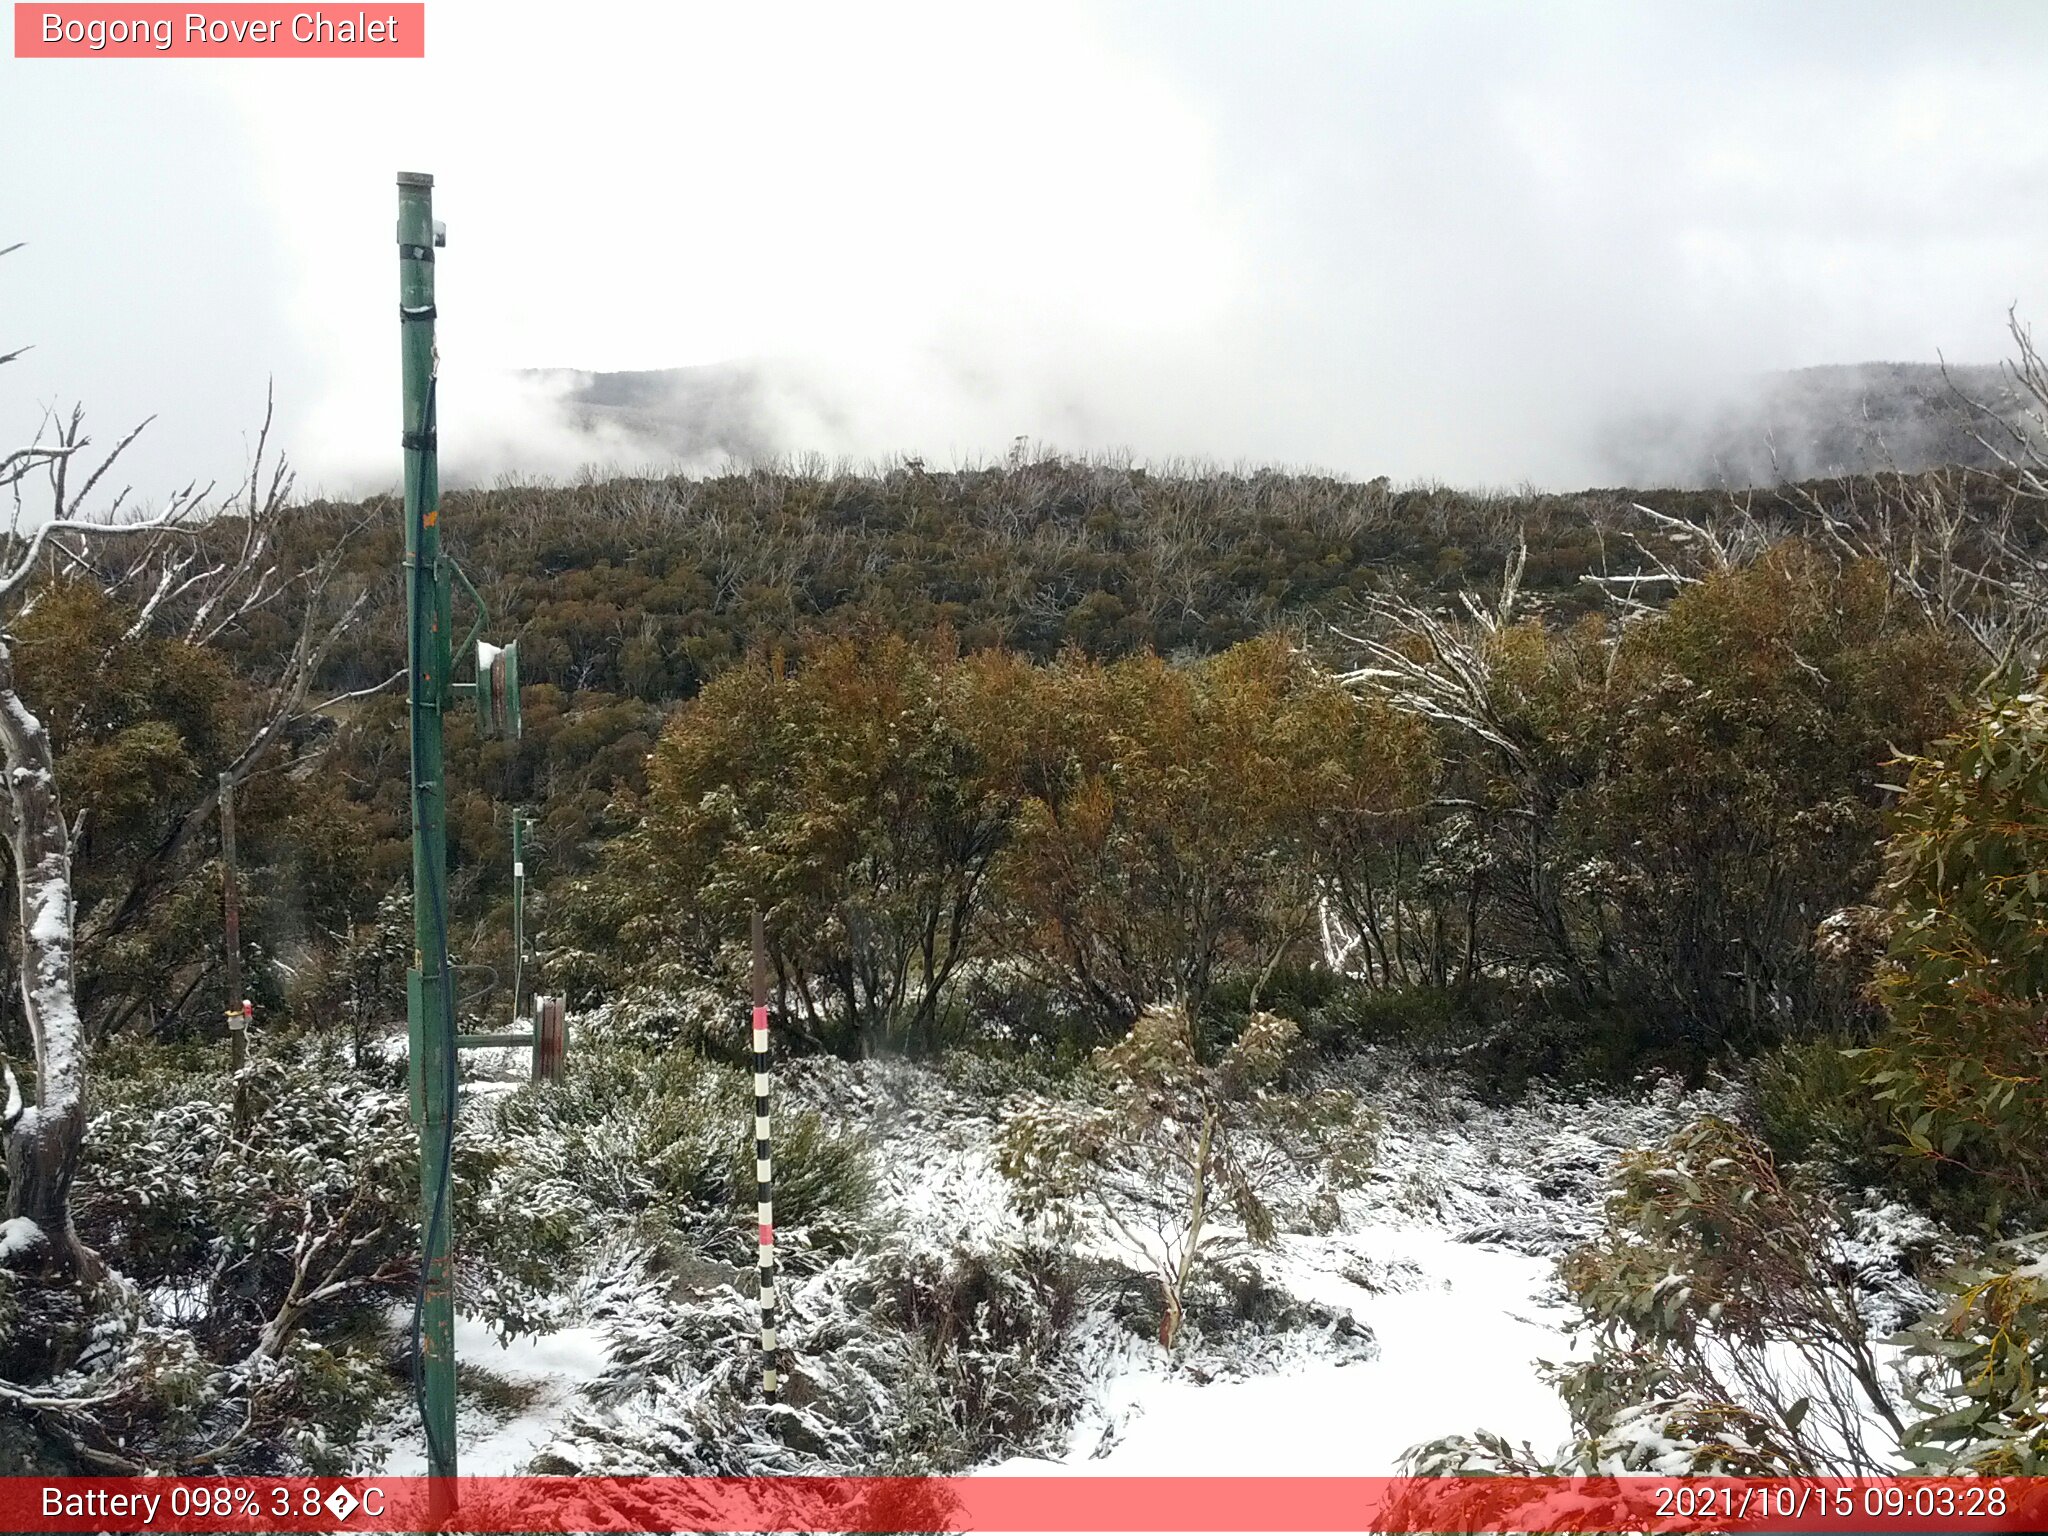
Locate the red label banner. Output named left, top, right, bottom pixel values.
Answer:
left=4, top=1475, right=2048, bottom=1532
left=13, top=4, right=424, bottom=57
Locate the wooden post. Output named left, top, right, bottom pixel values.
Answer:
left=532, top=996, right=566, bottom=1084
left=221, top=771, right=245, bottom=1071
left=753, top=908, right=778, bottom=1402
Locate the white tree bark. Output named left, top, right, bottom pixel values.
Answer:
left=0, top=636, right=92, bottom=1276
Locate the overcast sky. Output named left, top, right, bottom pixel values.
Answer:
left=4, top=0, right=2047, bottom=504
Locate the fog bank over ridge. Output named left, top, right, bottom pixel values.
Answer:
left=7, top=4, right=2047, bottom=502
left=510, top=356, right=2032, bottom=493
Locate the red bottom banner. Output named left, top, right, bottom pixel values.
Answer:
left=8, top=1474, right=2048, bottom=1534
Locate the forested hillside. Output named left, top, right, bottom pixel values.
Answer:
left=11, top=438, right=2048, bottom=1479
left=1, top=454, right=2028, bottom=1061
left=130, top=457, right=2026, bottom=1054
left=45, top=461, right=1651, bottom=1044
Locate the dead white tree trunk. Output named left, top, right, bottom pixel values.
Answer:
left=0, top=636, right=92, bottom=1276
left=0, top=504, right=208, bottom=1276
left=0, top=242, right=264, bottom=1274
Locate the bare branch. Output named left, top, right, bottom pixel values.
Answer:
left=0, top=509, right=200, bottom=607
left=305, top=668, right=406, bottom=715
left=58, top=414, right=156, bottom=522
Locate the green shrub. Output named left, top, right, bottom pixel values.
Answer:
left=1857, top=680, right=2048, bottom=1226
left=1201, top=963, right=1345, bottom=1039
left=1753, top=1037, right=1897, bottom=1178
left=1302, top=984, right=1461, bottom=1052
left=1555, top=1115, right=1904, bottom=1474
left=1300, top=981, right=1678, bottom=1096
left=1895, top=1245, right=2048, bottom=1472
left=862, top=1240, right=1083, bottom=1453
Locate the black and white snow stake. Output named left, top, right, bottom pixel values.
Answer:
left=752, top=909, right=779, bottom=1402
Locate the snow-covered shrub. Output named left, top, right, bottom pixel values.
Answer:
left=1408, top=1382, right=1803, bottom=1478
left=78, top=1038, right=422, bottom=1314
left=540, top=1235, right=1097, bottom=1477
left=0, top=1035, right=440, bottom=1472
left=931, top=1034, right=1064, bottom=1101
left=1401, top=1395, right=1800, bottom=1535
left=1401, top=1428, right=1562, bottom=1476
left=1580, top=1397, right=1803, bottom=1474
left=1392, top=1392, right=1810, bottom=1536
left=481, top=1038, right=875, bottom=1275
left=263, top=1332, right=396, bottom=1473
left=861, top=1238, right=1084, bottom=1453
left=999, top=1005, right=1374, bottom=1349
left=565, top=985, right=736, bottom=1057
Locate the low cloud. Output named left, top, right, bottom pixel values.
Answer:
left=7, top=2, right=2048, bottom=502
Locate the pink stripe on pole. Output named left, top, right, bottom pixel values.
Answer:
left=759, top=1223, right=774, bottom=1245
left=753, top=1005, right=768, bottom=1030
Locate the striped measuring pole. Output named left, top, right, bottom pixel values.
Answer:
left=751, top=909, right=779, bottom=1402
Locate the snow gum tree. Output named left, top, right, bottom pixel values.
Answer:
left=0, top=502, right=203, bottom=1278
left=0, top=618, right=91, bottom=1277
left=1858, top=678, right=2048, bottom=1224
left=999, top=1004, right=1374, bottom=1350
left=999, top=634, right=1432, bottom=1037
left=639, top=631, right=1035, bottom=1057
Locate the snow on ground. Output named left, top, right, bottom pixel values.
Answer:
left=376, top=1058, right=618, bottom=1477
left=0, top=1215, right=44, bottom=1261
left=782, top=1056, right=1023, bottom=1252
left=1006, top=1223, right=1574, bottom=1475
left=989, top=1066, right=1727, bottom=1475
left=364, top=1045, right=1728, bottom=1477
left=381, top=1315, right=613, bottom=1475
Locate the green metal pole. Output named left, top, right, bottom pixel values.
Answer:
left=510, top=809, right=526, bottom=1023
left=398, top=170, right=458, bottom=1490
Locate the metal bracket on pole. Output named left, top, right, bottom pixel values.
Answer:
left=445, top=555, right=523, bottom=741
